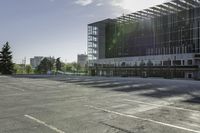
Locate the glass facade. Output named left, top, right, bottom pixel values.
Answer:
left=105, top=7, right=200, bottom=58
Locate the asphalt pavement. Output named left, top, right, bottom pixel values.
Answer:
left=0, top=75, right=200, bottom=133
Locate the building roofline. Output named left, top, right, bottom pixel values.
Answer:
left=88, top=19, right=113, bottom=26
left=88, top=0, right=200, bottom=25
left=115, top=0, right=200, bottom=22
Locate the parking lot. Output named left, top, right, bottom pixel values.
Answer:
left=0, top=75, right=200, bottom=133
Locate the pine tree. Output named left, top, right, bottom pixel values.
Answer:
left=0, top=42, right=14, bottom=74
left=56, top=57, right=61, bottom=72
left=37, top=58, right=53, bottom=74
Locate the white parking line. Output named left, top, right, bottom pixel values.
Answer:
left=1, top=93, right=28, bottom=97
left=85, top=105, right=200, bottom=133
left=11, top=87, right=25, bottom=92
left=123, top=99, right=200, bottom=113
left=24, top=115, right=65, bottom=133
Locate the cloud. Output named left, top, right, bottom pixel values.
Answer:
left=110, top=0, right=165, bottom=12
left=96, top=2, right=103, bottom=6
left=75, top=0, right=93, bottom=6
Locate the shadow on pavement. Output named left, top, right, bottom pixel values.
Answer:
left=112, top=84, right=161, bottom=93
left=184, top=97, right=200, bottom=104
left=10, top=75, right=200, bottom=104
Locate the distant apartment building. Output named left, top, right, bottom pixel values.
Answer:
left=77, top=54, right=88, bottom=68
left=30, top=56, right=44, bottom=69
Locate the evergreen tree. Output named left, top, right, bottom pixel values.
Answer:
left=55, top=57, right=61, bottom=72
left=37, top=58, right=52, bottom=74
left=0, top=42, right=14, bottom=74
left=49, top=56, right=55, bottom=71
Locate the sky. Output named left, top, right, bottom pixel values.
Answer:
left=0, top=0, right=166, bottom=64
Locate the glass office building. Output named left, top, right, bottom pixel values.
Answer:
left=88, top=0, right=200, bottom=79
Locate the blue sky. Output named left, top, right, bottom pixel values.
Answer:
left=0, top=0, right=165, bottom=64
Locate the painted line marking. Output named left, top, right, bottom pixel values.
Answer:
left=24, top=115, right=65, bottom=133
left=15, top=88, right=25, bottom=91
left=11, top=87, right=25, bottom=92
left=0, top=93, right=28, bottom=97
left=123, top=99, right=200, bottom=113
left=1, top=90, right=63, bottom=97
left=85, top=105, right=200, bottom=133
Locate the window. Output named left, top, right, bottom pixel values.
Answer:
left=173, top=60, right=181, bottom=66
left=188, top=60, right=193, bottom=65
left=163, top=60, right=171, bottom=66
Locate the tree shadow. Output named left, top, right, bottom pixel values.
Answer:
left=138, top=84, right=200, bottom=101
left=184, top=97, right=200, bottom=104
left=182, top=93, right=200, bottom=104
left=112, top=84, right=161, bottom=92
left=79, top=81, right=114, bottom=86
left=10, top=75, right=200, bottom=104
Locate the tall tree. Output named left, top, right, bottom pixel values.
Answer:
left=49, top=56, right=55, bottom=71
left=37, top=58, right=52, bottom=74
left=0, top=42, right=14, bottom=74
left=55, top=57, right=61, bottom=72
